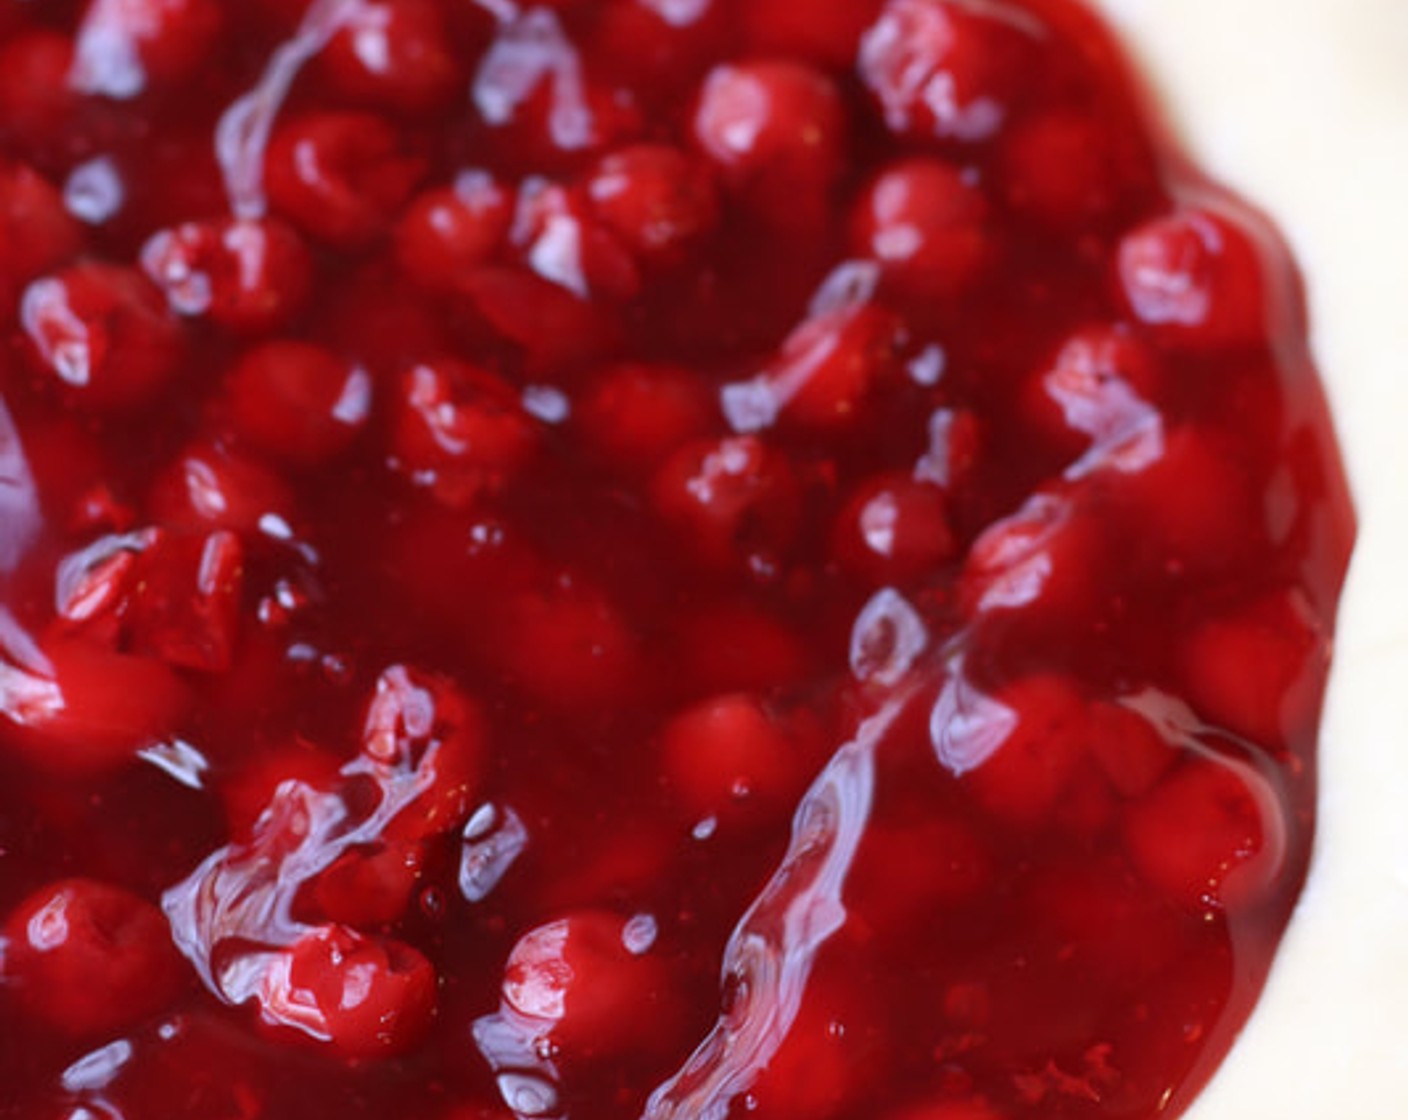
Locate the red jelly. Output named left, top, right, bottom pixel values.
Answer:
left=0, top=2, right=1355, bottom=1120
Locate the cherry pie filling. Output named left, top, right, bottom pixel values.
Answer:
left=0, top=2, right=1355, bottom=1119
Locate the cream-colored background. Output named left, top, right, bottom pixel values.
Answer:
left=1093, top=1, right=1408, bottom=1115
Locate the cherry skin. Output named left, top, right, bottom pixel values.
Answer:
left=305, top=840, right=428, bottom=928
left=832, top=472, right=958, bottom=585
left=1123, top=756, right=1288, bottom=913
left=489, top=578, right=642, bottom=709
left=850, top=157, right=992, bottom=304
left=500, top=911, right=679, bottom=1062
left=259, top=925, right=437, bottom=1059
left=740, top=0, right=882, bottom=68
left=1117, top=206, right=1271, bottom=349
left=223, top=340, right=372, bottom=466
left=588, top=0, right=730, bottom=93
left=575, top=361, right=715, bottom=471
left=147, top=442, right=296, bottom=533
left=359, top=664, right=488, bottom=841
left=0, top=32, right=82, bottom=155
left=318, top=0, right=463, bottom=114
left=859, top=0, right=1035, bottom=143
left=848, top=814, right=993, bottom=936
left=1179, top=590, right=1326, bottom=751
left=670, top=600, right=815, bottom=695
left=1, top=879, right=184, bottom=1037
left=71, top=0, right=223, bottom=98
left=750, top=304, right=905, bottom=431
left=650, top=435, right=803, bottom=573
left=0, top=162, right=83, bottom=313
left=1000, top=108, right=1145, bottom=229
left=957, top=673, right=1092, bottom=829
left=388, top=359, right=540, bottom=506
left=125, top=529, right=245, bottom=673
left=660, top=692, right=811, bottom=820
left=1021, top=323, right=1162, bottom=458
left=394, top=172, right=514, bottom=292
left=265, top=112, right=426, bottom=248
left=20, top=262, right=185, bottom=408
left=585, top=144, right=721, bottom=269
left=0, top=636, right=191, bottom=775
left=692, top=59, right=848, bottom=230
left=140, top=217, right=313, bottom=334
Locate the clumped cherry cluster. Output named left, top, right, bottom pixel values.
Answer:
left=0, top=2, right=1352, bottom=1120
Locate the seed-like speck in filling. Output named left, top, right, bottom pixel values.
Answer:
left=0, top=2, right=1355, bottom=1120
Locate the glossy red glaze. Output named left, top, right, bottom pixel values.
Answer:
left=0, top=3, right=1354, bottom=1120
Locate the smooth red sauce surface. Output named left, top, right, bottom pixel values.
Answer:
left=0, top=2, right=1355, bottom=1119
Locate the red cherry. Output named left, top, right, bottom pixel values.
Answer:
left=850, top=157, right=991, bottom=303
left=221, top=740, right=344, bottom=838
left=832, top=472, right=958, bottom=585
left=305, top=840, right=427, bottom=928
left=692, top=60, right=847, bottom=230
left=1000, top=108, right=1142, bottom=229
left=859, top=0, right=1034, bottom=143
left=360, top=664, right=487, bottom=841
left=1085, top=701, right=1178, bottom=798
left=455, top=265, right=620, bottom=373
left=1122, top=756, right=1288, bottom=912
left=389, top=359, right=539, bottom=507
left=125, top=529, right=244, bottom=673
left=311, top=259, right=456, bottom=374
left=394, top=172, right=514, bottom=291
left=1180, top=591, right=1326, bottom=751
left=575, top=361, right=716, bottom=471
left=265, top=112, right=426, bottom=248
left=650, top=435, right=803, bottom=572
left=54, top=531, right=146, bottom=638
left=1111, top=427, right=1259, bottom=573
left=1021, top=324, right=1161, bottom=457
left=586, top=144, right=721, bottom=269
left=849, top=814, right=992, bottom=934
left=589, top=0, right=729, bottom=93
left=71, top=0, right=223, bottom=98
left=147, top=443, right=296, bottom=533
left=501, top=911, right=677, bottom=1060
left=740, top=0, right=881, bottom=68
left=318, top=0, right=463, bottom=113
left=0, top=162, right=83, bottom=313
left=1, top=879, right=183, bottom=1036
left=2, top=636, right=190, bottom=776
left=259, top=925, right=436, bottom=1058
left=661, top=693, right=812, bottom=819
left=510, top=178, right=642, bottom=302
left=224, top=340, right=372, bottom=466
left=670, top=600, right=815, bottom=695
left=140, top=217, right=313, bottom=334
left=1117, top=206, right=1270, bottom=349
left=20, top=262, right=184, bottom=408
left=960, top=490, right=1104, bottom=622
left=474, top=9, right=644, bottom=168
left=746, top=973, right=885, bottom=1120
left=958, top=674, right=1090, bottom=828
left=0, top=32, right=82, bottom=154
left=377, top=504, right=543, bottom=634
left=490, top=579, right=642, bottom=709
left=743, top=304, right=904, bottom=431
